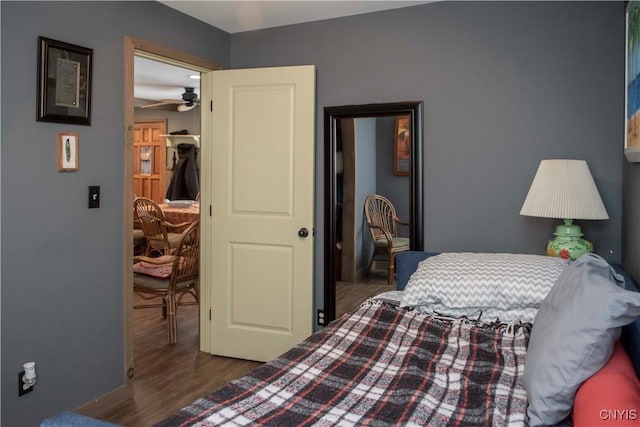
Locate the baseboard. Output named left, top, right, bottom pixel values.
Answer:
left=371, top=260, right=389, bottom=272
left=354, top=267, right=369, bottom=282
left=74, top=385, right=131, bottom=419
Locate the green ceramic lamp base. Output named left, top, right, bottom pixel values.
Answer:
left=545, top=219, right=594, bottom=261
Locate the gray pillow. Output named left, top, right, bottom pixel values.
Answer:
left=524, top=253, right=640, bottom=426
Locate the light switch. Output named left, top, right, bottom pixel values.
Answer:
left=88, top=186, right=100, bottom=208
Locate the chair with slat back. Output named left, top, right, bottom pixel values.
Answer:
left=134, top=197, right=188, bottom=257
left=133, top=199, right=147, bottom=255
left=133, top=219, right=200, bottom=344
left=364, top=194, right=410, bottom=285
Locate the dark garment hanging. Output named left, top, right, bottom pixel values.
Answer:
left=165, top=143, right=200, bottom=200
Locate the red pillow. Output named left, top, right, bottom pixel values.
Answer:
left=572, top=341, right=640, bottom=426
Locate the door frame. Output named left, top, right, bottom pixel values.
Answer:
left=323, top=102, right=425, bottom=323
left=123, top=36, right=221, bottom=395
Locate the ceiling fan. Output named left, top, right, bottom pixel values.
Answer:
left=141, top=87, right=199, bottom=112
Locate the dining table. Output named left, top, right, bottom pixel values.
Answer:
left=159, top=202, right=200, bottom=232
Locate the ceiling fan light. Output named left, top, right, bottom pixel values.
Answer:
left=177, top=103, right=196, bottom=112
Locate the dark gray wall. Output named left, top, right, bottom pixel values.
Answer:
left=0, top=2, right=229, bottom=425
left=1, top=1, right=635, bottom=425
left=230, top=1, right=625, bottom=311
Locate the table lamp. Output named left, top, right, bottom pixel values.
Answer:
left=519, top=159, right=609, bottom=260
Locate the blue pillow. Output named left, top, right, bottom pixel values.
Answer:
left=524, top=253, right=640, bottom=426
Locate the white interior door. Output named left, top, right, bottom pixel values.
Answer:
left=200, top=65, right=315, bottom=362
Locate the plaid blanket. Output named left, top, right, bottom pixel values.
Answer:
left=156, top=300, right=530, bottom=427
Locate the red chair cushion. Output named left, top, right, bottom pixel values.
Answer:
left=133, top=255, right=175, bottom=278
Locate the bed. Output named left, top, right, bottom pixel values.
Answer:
left=157, top=251, right=640, bottom=427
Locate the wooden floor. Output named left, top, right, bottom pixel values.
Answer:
left=100, top=269, right=393, bottom=426
left=99, top=298, right=262, bottom=426
left=335, top=268, right=394, bottom=318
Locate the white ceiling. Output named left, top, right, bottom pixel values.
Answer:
left=136, top=1, right=431, bottom=106
left=159, top=1, right=432, bottom=34
left=135, top=57, right=201, bottom=104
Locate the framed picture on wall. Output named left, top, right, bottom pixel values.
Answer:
left=625, top=1, right=640, bottom=162
left=37, top=37, right=93, bottom=125
left=393, top=115, right=411, bottom=176
left=58, top=132, right=79, bottom=171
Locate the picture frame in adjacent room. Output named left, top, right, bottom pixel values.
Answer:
left=625, top=1, right=640, bottom=162
left=58, top=132, right=79, bottom=171
left=37, top=37, right=93, bottom=126
left=393, top=115, right=411, bottom=176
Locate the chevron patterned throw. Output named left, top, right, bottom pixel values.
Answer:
left=400, top=253, right=569, bottom=323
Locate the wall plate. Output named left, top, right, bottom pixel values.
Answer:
left=88, top=186, right=100, bottom=208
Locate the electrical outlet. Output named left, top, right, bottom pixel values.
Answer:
left=18, top=371, right=33, bottom=396
left=317, top=309, right=325, bottom=326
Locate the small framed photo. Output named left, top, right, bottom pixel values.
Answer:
left=37, top=37, right=92, bottom=126
left=393, top=115, right=411, bottom=176
left=58, top=132, right=79, bottom=171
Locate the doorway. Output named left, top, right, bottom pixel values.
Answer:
left=323, top=102, right=425, bottom=323
left=123, top=36, right=221, bottom=395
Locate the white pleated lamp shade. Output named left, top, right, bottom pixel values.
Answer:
left=520, top=159, right=609, bottom=220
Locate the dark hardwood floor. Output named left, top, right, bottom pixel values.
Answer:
left=100, top=268, right=393, bottom=426
left=99, top=297, right=262, bottom=426
left=335, top=268, right=394, bottom=318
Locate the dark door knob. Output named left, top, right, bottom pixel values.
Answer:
left=298, top=227, right=309, bottom=238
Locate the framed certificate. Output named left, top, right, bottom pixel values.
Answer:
left=37, top=37, right=92, bottom=125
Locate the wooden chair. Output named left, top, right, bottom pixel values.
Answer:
left=134, top=197, right=190, bottom=257
left=364, top=194, right=410, bottom=285
left=133, top=203, right=147, bottom=255
left=133, top=219, right=200, bottom=344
